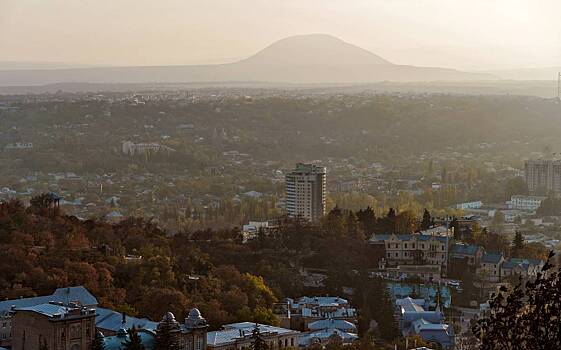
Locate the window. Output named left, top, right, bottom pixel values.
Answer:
left=421, top=244, right=425, bottom=249
left=387, top=252, right=391, bottom=258
left=291, top=338, right=294, bottom=347
left=195, top=335, right=203, bottom=350
left=395, top=252, right=398, bottom=257
left=404, top=243, right=408, bottom=248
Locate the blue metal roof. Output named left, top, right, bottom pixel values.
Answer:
left=451, top=244, right=479, bottom=256
left=207, top=323, right=298, bottom=347
left=481, top=252, right=503, bottom=264
left=0, top=286, right=97, bottom=315
left=14, top=304, right=70, bottom=318
left=96, top=307, right=158, bottom=332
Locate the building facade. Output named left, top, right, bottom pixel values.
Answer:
left=285, top=163, right=326, bottom=221
left=206, top=323, right=299, bottom=350
left=370, top=233, right=450, bottom=272
left=11, top=302, right=97, bottom=350
left=507, top=195, right=546, bottom=211
left=525, top=159, right=561, bottom=196
left=0, top=286, right=98, bottom=348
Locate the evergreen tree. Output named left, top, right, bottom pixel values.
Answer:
left=250, top=323, right=269, bottom=350
left=356, top=206, right=376, bottom=234
left=91, top=332, right=105, bottom=350
left=154, top=313, right=181, bottom=350
left=512, top=231, right=524, bottom=257
left=421, top=208, right=432, bottom=230
left=346, top=211, right=365, bottom=240
left=122, top=327, right=145, bottom=350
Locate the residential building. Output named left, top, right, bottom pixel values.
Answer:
left=450, top=244, right=484, bottom=269
left=395, top=297, right=453, bottom=349
left=369, top=233, right=451, bottom=272
left=501, top=258, right=544, bottom=279
left=0, top=286, right=98, bottom=348
left=241, top=220, right=280, bottom=243
left=476, top=253, right=505, bottom=283
left=507, top=195, right=547, bottom=211
left=285, top=163, right=326, bottom=221
left=274, top=297, right=357, bottom=332
left=206, top=322, right=299, bottom=350
left=298, top=328, right=358, bottom=348
left=454, top=201, right=483, bottom=210
left=525, top=159, right=561, bottom=196
left=11, top=302, right=97, bottom=350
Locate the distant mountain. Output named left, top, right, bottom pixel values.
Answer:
left=0, top=34, right=496, bottom=86
left=484, top=66, right=561, bottom=81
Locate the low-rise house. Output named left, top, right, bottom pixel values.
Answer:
left=207, top=322, right=299, bottom=350
left=395, top=297, right=453, bottom=349
left=450, top=244, right=484, bottom=270
left=275, top=297, right=357, bottom=332
left=477, top=253, right=505, bottom=282
left=501, top=258, right=544, bottom=279
left=298, top=328, right=358, bottom=348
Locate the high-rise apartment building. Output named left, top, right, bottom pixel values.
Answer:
left=285, top=163, right=326, bottom=221
left=525, top=159, right=561, bottom=196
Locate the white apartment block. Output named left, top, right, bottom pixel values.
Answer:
left=285, top=163, right=326, bottom=222
left=507, top=195, right=546, bottom=211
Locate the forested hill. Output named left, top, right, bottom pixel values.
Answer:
left=0, top=195, right=387, bottom=332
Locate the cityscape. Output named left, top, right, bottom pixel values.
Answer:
left=1, top=1, right=561, bottom=350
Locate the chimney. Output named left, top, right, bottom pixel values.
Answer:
left=122, top=312, right=126, bottom=325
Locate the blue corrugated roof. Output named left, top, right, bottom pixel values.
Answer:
left=0, top=286, right=97, bottom=315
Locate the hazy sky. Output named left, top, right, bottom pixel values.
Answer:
left=1, top=0, right=560, bottom=70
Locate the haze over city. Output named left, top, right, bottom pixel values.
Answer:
left=1, top=0, right=560, bottom=70
left=1, top=2, right=561, bottom=350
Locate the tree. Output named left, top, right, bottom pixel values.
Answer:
left=91, top=332, right=106, bottom=350
left=122, top=327, right=145, bottom=350
left=154, top=313, right=181, bottom=350
left=511, top=231, right=524, bottom=256
left=421, top=209, right=432, bottom=230
left=356, top=206, right=376, bottom=233
left=473, top=251, right=561, bottom=349
left=250, top=323, right=269, bottom=350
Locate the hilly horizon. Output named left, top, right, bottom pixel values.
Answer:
left=0, top=34, right=497, bottom=86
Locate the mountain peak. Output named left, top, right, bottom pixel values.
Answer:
left=240, top=34, right=392, bottom=66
